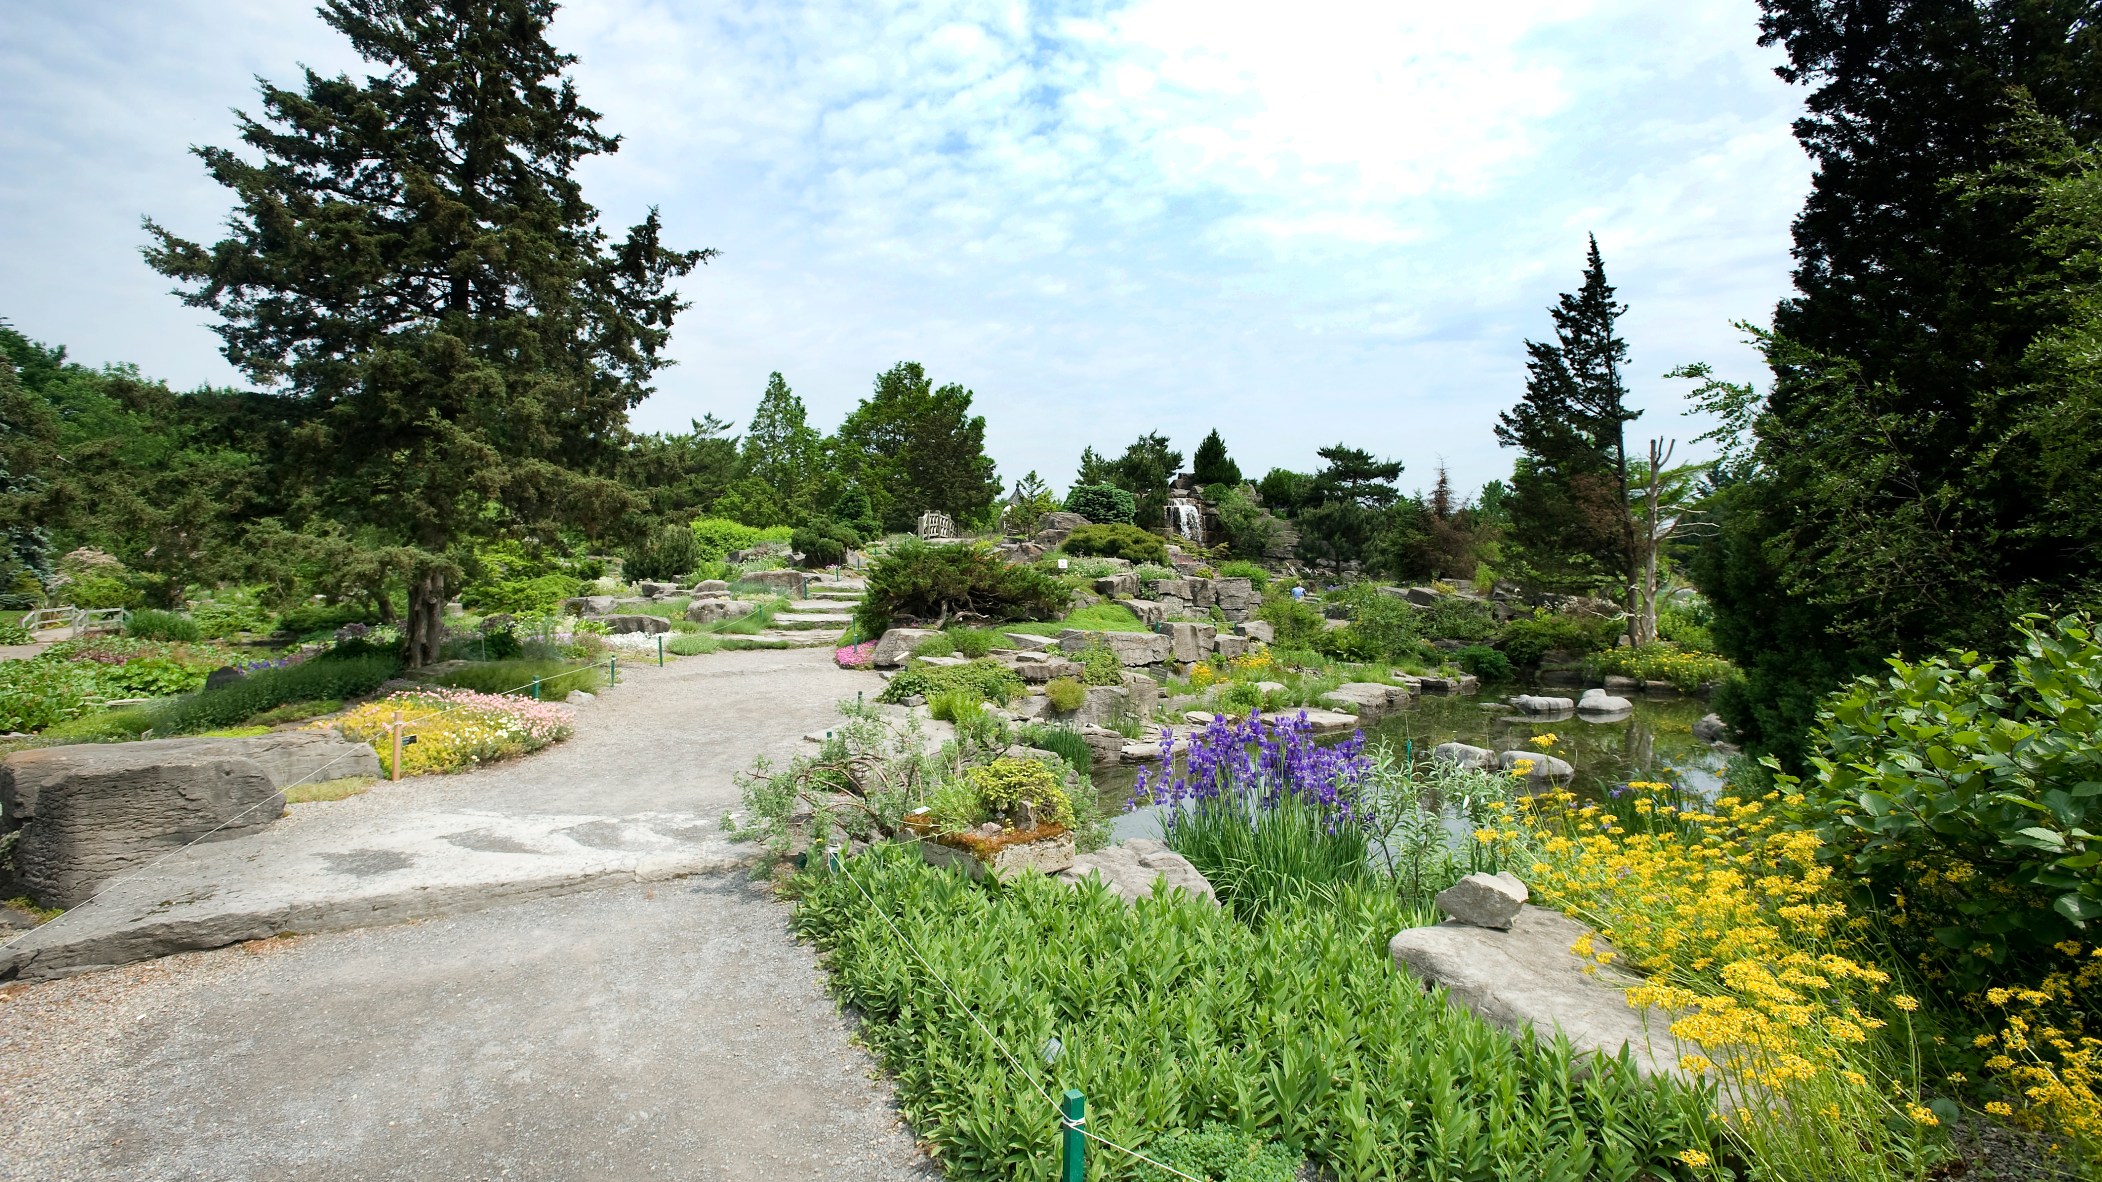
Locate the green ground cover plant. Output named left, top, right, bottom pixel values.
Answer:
left=1043, top=676, right=1086, bottom=713
left=1132, top=1124, right=1301, bottom=1182
left=126, top=608, right=202, bottom=641
left=1000, top=602, right=1151, bottom=636
left=1215, top=560, right=1270, bottom=590
left=147, top=652, right=401, bottom=735
left=0, top=637, right=247, bottom=732
left=877, top=659, right=1024, bottom=706
left=431, top=658, right=604, bottom=698
left=1062, top=523, right=1170, bottom=564
left=793, top=846, right=1720, bottom=1182
left=1590, top=644, right=1732, bottom=693
left=1499, top=608, right=1620, bottom=666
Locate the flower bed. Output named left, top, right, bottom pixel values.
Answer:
left=330, top=688, right=574, bottom=776
left=0, top=637, right=247, bottom=732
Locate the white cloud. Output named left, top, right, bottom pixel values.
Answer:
left=0, top=0, right=1807, bottom=497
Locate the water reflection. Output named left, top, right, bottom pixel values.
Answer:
left=1099, top=689, right=1728, bottom=842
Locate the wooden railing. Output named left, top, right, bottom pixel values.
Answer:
left=15, top=606, right=129, bottom=639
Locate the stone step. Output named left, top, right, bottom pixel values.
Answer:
left=782, top=600, right=852, bottom=612
left=768, top=613, right=853, bottom=630
left=745, top=631, right=838, bottom=648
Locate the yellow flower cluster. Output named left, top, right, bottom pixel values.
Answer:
left=1510, top=785, right=1931, bottom=1175
left=1974, top=954, right=2102, bottom=1166
left=1228, top=644, right=1274, bottom=675
left=1190, top=663, right=1218, bottom=688
left=330, top=689, right=574, bottom=776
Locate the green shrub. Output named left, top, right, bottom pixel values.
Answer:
left=946, top=628, right=1001, bottom=658
left=963, top=756, right=1073, bottom=828
left=145, top=653, right=401, bottom=735
left=1062, top=523, right=1169, bottom=564
left=1325, top=584, right=1418, bottom=660
left=1132, top=562, right=1178, bottom=589
left=431, top=658, right=603, bottom=698
left=1216, top=560, right=1270, bottom=591
left=1780, top=614, right=2102, bottom=992
left=688, top=517, right=777, bottom=565
left=1454, top=644, right=1511, bottom=680
left=1498, top=608, right=1618, bottom=666
left=0, top=617, right=32, bottom=645
left=924, top=775, right=986, bottom=833
left=1073, top=641, right=1124, bottom=687
left=1255, top=591, right=1327, bottom=650
left=791, top=522, right=858, bottom=568
left=794, top=848, right=1721, bottom=1182
left=1134, top=1123, right=1301, bottom=1182
left=0, top=660, right=100, bottom=732
left=126, top=609, right=201, bottom=642
left=927, top=689, right=984, bottom=724
left=191, top=599, right=269, bottom=638
left=62, top=572, right=144, bottom=610
left=1415, top=594, right=1497, bottom=642
left=911, top=632, right=958, bottom=658
left=667, top=634, right=719, bottom=656
left=622, top=523, right=702, bottom=583
left=1043, top=676, right=1087, bottom=712
left=877, top=658, right=1024, bottom=706
left=1063, top=483, right=1136, bottom=525
left=856, top=541, right=1069, bottom=637
left=460, top=573, right=580, bottom=616
left=276, top=600, right=381, bottom=638
left=1657, top=599, right=1718, bottom=653
left=1017, top=723, right=1091, bottom=776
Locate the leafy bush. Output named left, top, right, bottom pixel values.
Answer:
left=460, top=573, right=580, bottom=616
left=946, top=627, right=1001, bottom=658
left=1498, top=608, right=1618, bottom=666
left=0, top=660, right=99, bottom=732
left=794, top=847, right=1719, bottom=1182
left=877, top=658, right=1024, bottom=706
left=1415, top=595, right=1497, bottom=642
left=1215, top=560, right=1270, bottom=591
left=1592, top=643, right=1733, bottom=692
left=622, top=523, right=702, bottom=583
left=190, top=598, right=270, bottom=638
left=0, top=617, right=32, bottom=645
left=1062, top=523, right=1169, bottom=564
left=964, top=756, right=1073, bottom=826
left=1255, top=591, right=1327, bottom=650
left=1657, top=599, right=1718, bottom=653
left=1781, top=614, right=2102, bottom=992
left=927, top=689, right=984, bottom=724
left=1454, top=644, right=1511, bottom=680
left=333, top=688, right=573, bottom=776
left=1063, top=483, right=1136, bottom=525
left=127, top=609, right=201, bottom=642
left=688, top=517, right=790, bottom=565
left=1324, top=584, right=1419, bottom=661
left=856, top=541, right=1069, bottom=637
left=1214, top=486, right=1279, bottom=560
left=1043, top=676, right=1086, bottom=713
left=430, top=658, right=602, bottom=698
left=792, top=522, right=859, bottom=568
left=147, top=653, right=401, bottom=735
left=1134, top=1124, right=1301, bottom=1182
left=1072, top=641, right=1124, bottom=687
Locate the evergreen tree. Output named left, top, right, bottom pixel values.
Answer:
left=143, top=0, right=705, bottom=664
left=1495, top=236, right=1639, bottom=600
left=1105, top=432, right=1182, bottom=532
left=1296, top=444, right=1402, bottom=573
left=1693, top=4, right=2102, bottom=764
left=1074, top=445, right=1113, bottom=487
left=836, top=362, right=1000, bottom=533
left=0, top=341, right=58, bottom=605
left=741, top=372, right=822, bottom=517
left=1191, top=428, right=1241, bottom=489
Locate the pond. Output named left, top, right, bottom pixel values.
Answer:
left=1099, top=688, right=1730, bottom=841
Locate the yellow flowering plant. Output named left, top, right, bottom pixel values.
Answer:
left=329, top=688, right=575, bottom=776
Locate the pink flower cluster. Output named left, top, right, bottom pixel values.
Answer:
left=835, top=641, right=877, bottom=669
left=405, top=687, right=575, bottom=742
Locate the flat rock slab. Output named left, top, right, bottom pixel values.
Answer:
left=1389, top=905, right=1689, bottom=1080
left=1057, top=838, right=1217, bottom=906
left=0, top=806, right=755, bottom=982
left=770, top=613, right=854, bottom=630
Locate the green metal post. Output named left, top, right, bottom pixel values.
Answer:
left=1060, top=1089, right=1085, bottom=1182
left=609, top=656, right=618, bottom=686
left=658, top=634, right=665, bottom=667
left=531, top=677, right=541, bottom=701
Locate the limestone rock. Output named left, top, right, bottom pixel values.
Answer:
left=1577, top=688, right=1633, bottom=715
left=2, top=740, right=292, bottom=907
left=1435, top=871, right=1529, bottom=929
left=690, top=579, right=731, bottom=594
left=1432, top=742, right=1499, bottom=771
left=1235, top=620, right=1274, bottom=644
left=1211, top=634, right=1247, bottom=659
left=1016, top=658, right=1084, bottom=683
left=1118, top=599, right=1166, bottom=627
left=1500, top=750, right=1574, bottom=781
left=1510, top=694, right=1575, bottom=715
left=1094, top=573, right=1139, bottom=598
left=1162, top=621, right=1216, bottom=663
left=872, top=628, right=940, bottom=668
left=1121, top=672, right=1159, bottom=720
left=562, top=595, right=616, bottom=616
left=635, top=580, right=679, bottom=599
left=1320, top=682, right=1409, bottom=715
left=1058, top=629, right=1170, bottom=666
left=1389, top=906, right=1688, bottom=1080
left=1002, top=632, right=1055, bottom=652
left=1602, top=675, right=1642, bottom=694
left=921, top=829, right=1076, bottom=882
left=1057, top=838, right=1218, bottom=906
left=1692, top=713, right=1733, bottom=744
left=1212, top=577, right=1257, bottom=621
left=1040, top=511, right=1090, bottom=533
left=589, top=614, right=670, bottom=636
left=684, top=597, right=755, bottom=624
left=1253, top=680, right=1286, bottom=695
left=741, top=569, right=810, bottom=597
left=1403, top=586, right=1441, bottom=606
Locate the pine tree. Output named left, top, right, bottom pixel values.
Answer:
left=1075, top=446, right=1113, bottom=487
left=836, top=362, right=1000, bottom=533
left=1191, top=429, right=1241, bottom=489
left=1495, top=236, right=1640, bottom=602
left=742, top=372, right=822, bottom=516
left=1106, top=432, right=1182, bottom=532
left=143, top=0, right=705, bottom=664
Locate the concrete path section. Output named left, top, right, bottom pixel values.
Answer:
left=0, top=648, right=886, bottom=981
left=0, top=877, right=937, bottom=1182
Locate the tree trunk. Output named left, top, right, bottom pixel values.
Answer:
left=405, top=567, right=447, bottom=668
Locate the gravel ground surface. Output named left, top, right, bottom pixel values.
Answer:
left=1, top=647, right=934, bottom=1180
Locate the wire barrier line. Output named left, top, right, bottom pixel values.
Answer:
left=0, top=657, right=610, bottom=959
left=829, top=854, right=1207, bottom=1182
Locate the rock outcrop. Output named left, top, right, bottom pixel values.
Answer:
left=1057, top=838, right=1218, bottom=906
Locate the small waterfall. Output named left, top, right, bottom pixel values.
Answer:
left=1165, top=499, right=1204, bottom=545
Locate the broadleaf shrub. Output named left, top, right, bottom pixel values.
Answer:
left=1779, top=614, right=2102, bottom=991
left=876, top=658, right=1024, bottom=706
left=855, top=541, right=1069, bottom=637
left=1499, top=608, right=1619, bottom=666
left=1215, top=560, right=1270, bottom=591
left=1061, top=523, right=1169, bottom=564
left=126, top=609, right=202, bottom=642
left=1454, top=644, right=1511, bottom=680
left=1063, top=483, right=1136, bottom=525
left=1414, top=595, right=1497, bottom=642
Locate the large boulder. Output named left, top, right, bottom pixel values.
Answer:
left=1234, top=620, right=1274, bottom=644
left=590, top=614, right=670, bottom=636
left=1389, top=906, right=1689, bottom=1080
left=1500, top=750, right=1575, bottom=781
left=1058, top=629, right=1171, bottom=666
left=1510, top=694, right=1575, bottom=715
left=1435, top=871, right=1529, bottom=930
left=1057, top=838, right=1218, bottom=906
left=1121, top=672, right=1160, bottom=720
left=1118, top=598, right=1166, bottom=627
left=1212, top=577, right=1257, bottom=621
left=872, top=627, right=940, bottom=668
left=0, top=738, right=352, bottom=907
left=1093, top=573, right=1139, bottom=598
left=1211, top=634, right=1248, bottom=659
left=685, top=597, right=755, bottom=624
left=561, top=595, right=617, bottom=616
left=1039, top=511, right=1090, bottom=533
left=741, top=569, right=809, bottom=597
left=1692, top=713, right=1733, bottom=744
left=1320, top=682, right=1410, bottom=715
left=689, top=579, right=731, bottom=595
left=1432, top=742, right=1500, bottom=771
left=634, top=580, right=679, bottom=599
left=1162, top=621, right=1216, bottom=663
left=1577, top=688, right=1633, bottom=715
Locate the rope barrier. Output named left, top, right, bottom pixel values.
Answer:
left=0, top=655, right=614, bottom=959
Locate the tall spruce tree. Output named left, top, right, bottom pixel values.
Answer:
left=1495, top=236, right=1639, bottom=601
left=143, top=0, right=705, bottom=664
left=1190, top=428, right=1241, bottom=489
left=742, top=372, right=822, bottom=515
left=836, top=362, right=999, bottom=533
left=1692, top=3, right=2102, bottom=765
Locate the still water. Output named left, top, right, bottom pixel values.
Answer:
left=1099, top=689, right=1730, bottom=840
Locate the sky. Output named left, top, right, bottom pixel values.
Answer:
left=0, top=0, right=1811, bottom=498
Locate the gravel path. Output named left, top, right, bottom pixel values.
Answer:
left=0, top=648, right=935, bottom=1180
